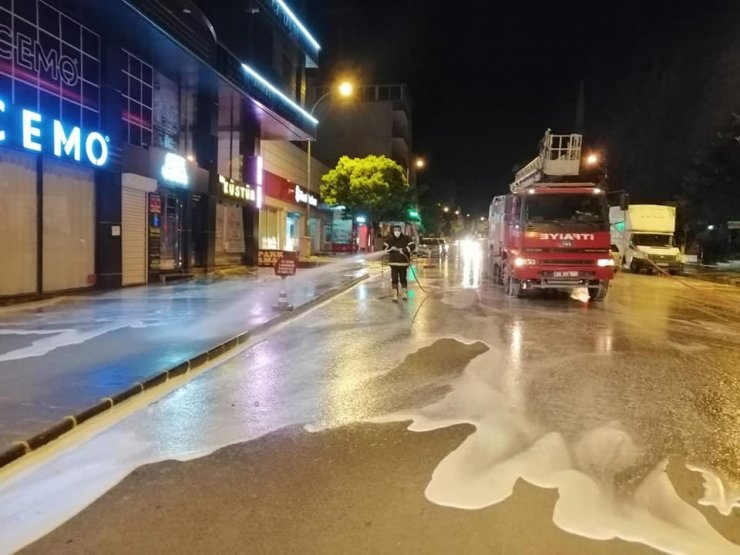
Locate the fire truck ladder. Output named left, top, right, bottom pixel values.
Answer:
left=510, top=130, right=583, bottom=193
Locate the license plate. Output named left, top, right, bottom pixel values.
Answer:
left=554, top=271, right=578, bottom=277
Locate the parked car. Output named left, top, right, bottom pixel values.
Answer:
left=417, top=237, right=448, bottom=259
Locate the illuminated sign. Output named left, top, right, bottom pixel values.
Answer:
left=161, top=153, right=188, bottom=186
left=256, top=155, right=264, bottom=209
left=0, top=98, right=108, bottom=166
left=268, top=0, right=321, bottom=52
left=295, top=185, right=318, bottom=206
left=0, top=25, right=81, bottom=88
left=242, top=64, right=318, bottom=125
left=219, top=175, right=256, bottom=202
left=0, top=1, right=101, bottom=133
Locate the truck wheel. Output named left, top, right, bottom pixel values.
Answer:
left=630, top=260, right=640, bottom=274
left=589, top=280, right=609, bottom=301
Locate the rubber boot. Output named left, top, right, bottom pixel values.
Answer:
left=401, top=287, right=408, bottom=301
left=392, top=288, right=399, bottom=303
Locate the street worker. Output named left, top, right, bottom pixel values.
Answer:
left=383, top=225, right=416, bottom=302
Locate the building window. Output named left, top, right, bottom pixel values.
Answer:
left=378, top=86, right=390, bottom=101
left=121, top=49, right=153, bottom=147
left=153, top=71, right=180, bottom=150
left=362, top=86, right=376, bottom=101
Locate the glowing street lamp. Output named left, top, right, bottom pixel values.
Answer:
left=443, top=206, right=450, bottom=213
left=338, top=81, right=354, bottom=97
left=305, top=80, right=355, bottom=254
left=415, top=158, right=426, bottom=169
left=585, top=152, right=600, bottom=166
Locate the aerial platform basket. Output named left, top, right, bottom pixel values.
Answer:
left=510, top=130, right=583, bottom=193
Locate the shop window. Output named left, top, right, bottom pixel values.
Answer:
left=285, top=212, right=301, bottom=252
left=259, top=206, right=281, bottom=249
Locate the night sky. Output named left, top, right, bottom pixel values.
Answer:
left=306, top=0, right=740, bottom=216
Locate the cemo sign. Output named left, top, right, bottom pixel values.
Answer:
left=0, top=98, right=109, bottom=166
left=0, top=25, right=81, bottom=87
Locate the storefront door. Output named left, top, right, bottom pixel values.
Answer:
left=160, top=191, right=184, bottom=271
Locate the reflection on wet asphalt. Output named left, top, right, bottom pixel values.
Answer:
left=2, top=243, right=740, bottom=554
left=0, top=263, right=366, bottom=446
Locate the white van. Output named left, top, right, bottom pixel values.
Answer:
left=609, top=205, right=682, bottom=274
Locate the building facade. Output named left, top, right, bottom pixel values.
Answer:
left=310, top=83, right=413, bottom=174
left=260, top=140, right=331, bottom=260
left=0, top=0, right=323, bottom=298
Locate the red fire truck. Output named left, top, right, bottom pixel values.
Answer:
left=488, top=130, right=628, bottom=300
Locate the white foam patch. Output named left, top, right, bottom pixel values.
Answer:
left=667, top=341, right=711, bottom=353
left=686, top=464, right=740, bottom=517
left=0, top=323, right=144, bottom=362
left=371, top=345, right=740, bottom=554
left=570, top=287, right=590, bottom=303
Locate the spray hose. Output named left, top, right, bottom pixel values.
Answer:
left=612, top=227, right=740, bottom=317
left=383, top=247, right=433, bottom=294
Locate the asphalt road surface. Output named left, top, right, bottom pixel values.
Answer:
left=2, top=241, right=740, bottom=554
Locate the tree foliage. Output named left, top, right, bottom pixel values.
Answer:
left=320, top=155, right=410, bottom=221
left=593, top=9, right=736, bottom=204
left=681, top=113, right=740, bottom=242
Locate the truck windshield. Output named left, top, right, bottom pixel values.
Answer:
left=523, top=194, right=608, bottom=230
left=633, top=233, right=674, bottom=247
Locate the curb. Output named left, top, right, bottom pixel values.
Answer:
left=0, top=273, right=369, bottom=471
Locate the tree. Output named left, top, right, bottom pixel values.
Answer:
left=680, top=112, right=740, bottom=260
left=321, top=155, right=410, bottom=221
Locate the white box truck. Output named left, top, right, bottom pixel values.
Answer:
left=609, top=205, right=682, bottom=274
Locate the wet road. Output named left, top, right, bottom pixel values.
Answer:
left=0, top=262, right=365, bottom=447
left=2, top=241, right=740, bottom=554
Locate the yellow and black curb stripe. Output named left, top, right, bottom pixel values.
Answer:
left=0, top=274, right=369, bottom=470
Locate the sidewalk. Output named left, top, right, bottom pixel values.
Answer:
left=0, top=259, right=370, bottom=458
left=681, top=261, right=740, bottom=287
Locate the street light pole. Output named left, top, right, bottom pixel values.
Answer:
left=304, top=83, right=353, bottom=256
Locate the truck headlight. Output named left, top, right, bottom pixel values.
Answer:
left=597, top=258, right=615, bottom=267
left=514, top=257, right=536, bottom=267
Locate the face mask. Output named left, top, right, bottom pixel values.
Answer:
left=394, top=231, right=401, bottom=238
